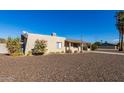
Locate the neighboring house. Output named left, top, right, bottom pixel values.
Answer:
left=98, top=42, right=117, bottom=49
left=0, top=38, right=8, bottom=54
left=21, top=32, right=85, bottom=55
left=65, top=39, right=83, bottom=53
left=0, top=43, right=8, bottom=54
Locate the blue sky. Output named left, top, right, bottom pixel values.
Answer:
left=0, top=10, right=119, bottom=43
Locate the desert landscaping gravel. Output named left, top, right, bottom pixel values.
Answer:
left=0, top=53, right=124, bottom=82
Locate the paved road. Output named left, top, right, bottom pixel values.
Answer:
left=89, top=51, right=124, bottom=56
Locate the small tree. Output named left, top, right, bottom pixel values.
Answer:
left=94, top=41, right=101, bottom=46
left=6, top=37, right=23, bottom=56
left=91, top=43, right=98, bottom=50
left=32, top=40, right=47, bottom=55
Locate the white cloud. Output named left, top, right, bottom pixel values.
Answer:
left=112, top=39, right=119, bottom=43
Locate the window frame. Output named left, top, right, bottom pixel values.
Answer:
left=56, top=42, right=62, bottom=49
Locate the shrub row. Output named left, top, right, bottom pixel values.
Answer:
left=6, top=37, right=47, bottom=56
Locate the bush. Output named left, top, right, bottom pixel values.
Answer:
left=32, top=40, right=47, bottom=55
left=11, top=51, right=24, bottom=56
left=83, top=46, right=87, bottom=50
left=91, top=44, right=98, bottom=50
left=27, top=51, right=32, bottom=56
left=6, top=37, right=23, bottom=56
left=61, top=51, right=64, bottom=53
left=94, top=42, right=101, bottom=46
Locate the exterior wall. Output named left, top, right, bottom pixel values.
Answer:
left=65, top=42, right=83, bottom=53
left=24, top=33, right=66, bottom=55
left=66, top=46, right=81, bottom=53
left=0, top=43, right=8, bottom=54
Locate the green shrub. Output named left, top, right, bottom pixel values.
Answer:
left=32, top=40, right=47, bottom=55
left=91, top=44, right=98, bottom=50
left=27, top=51, right=32, bottom=56
left=61, top=51, right=64, bottom=53
left=11, top=51, right=24, bottom=56
left=6, top=37, right=23, bottom=56
left=83, top=46, right=87, bottom=50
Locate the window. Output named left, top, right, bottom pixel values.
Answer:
left=56, top=42, right=62, bottom=49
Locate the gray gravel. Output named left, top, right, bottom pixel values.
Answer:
left=0, top=53, right=124, bottom=82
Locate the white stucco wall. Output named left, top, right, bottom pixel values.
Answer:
left=0, top=43, right=8, bottom=54
left=25, top=33, right=66, bottom=55
left=66, top=46, right=81, bottom=53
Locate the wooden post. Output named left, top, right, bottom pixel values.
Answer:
left=69, top=42, right=71, bottom=50
left=80, top=43, right=83, bottom=52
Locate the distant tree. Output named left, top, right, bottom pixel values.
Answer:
left=101, top=41, right=115, bottom=46
left=6, top=37, right=23, bottom=56
left=105, top=41, right=108, bottom=44
left=100, top=40, right=103, bottom=44
left=91, top=43, right=98, bottom=50
left=94, top=42, right=101, bottom=46
left=32, top=40, right=47, bottom=55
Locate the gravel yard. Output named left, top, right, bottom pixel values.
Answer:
left=0, top=53, right=124, bottom=82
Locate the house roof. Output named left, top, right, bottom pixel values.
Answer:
left=65, top=39, right=83, bottom=43
left=65, top=39, right=90, bottom=46
left=21, top=32, right=66, bottom=39
left=21, top=32, right=89, bottom=44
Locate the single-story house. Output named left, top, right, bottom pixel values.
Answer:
left=0, top=43, right=8, bottom=54
left=21, top=32, right=87, bottom=55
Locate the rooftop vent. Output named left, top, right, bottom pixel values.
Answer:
left=22, top=31, right=28, bottom=35
left=51, top=32, right=57, bottom=36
